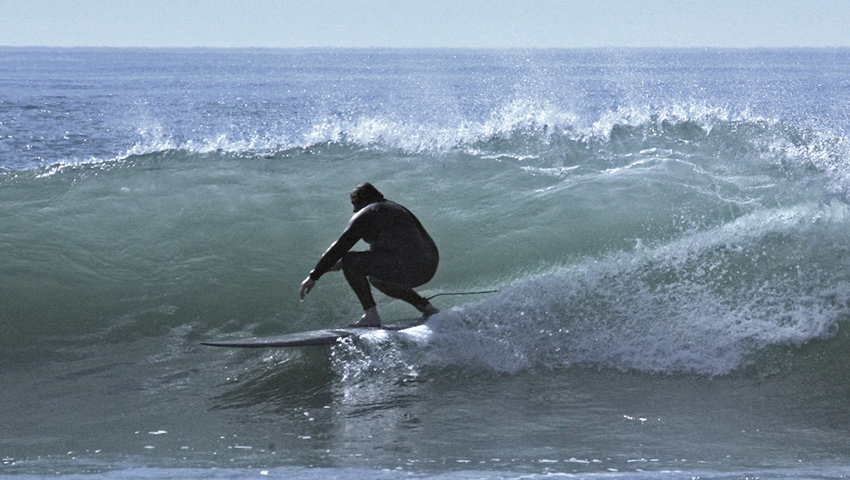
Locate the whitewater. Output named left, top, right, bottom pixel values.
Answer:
left=2, top=47, right=850, bottom=479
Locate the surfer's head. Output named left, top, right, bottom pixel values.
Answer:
left=350, top=182, right=384, bottom=212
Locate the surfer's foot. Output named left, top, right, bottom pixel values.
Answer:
left=420, top=302, right=439, bottom=318
left=349, top=307, right=381, bottom=328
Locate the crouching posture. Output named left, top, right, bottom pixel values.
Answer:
left=299, top=183, right=439, bottom=327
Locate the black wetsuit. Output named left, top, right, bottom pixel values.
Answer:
left=309, top=199, right=439, bottom=311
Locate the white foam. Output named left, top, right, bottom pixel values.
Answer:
left=337, top=202, right=850, bottom=377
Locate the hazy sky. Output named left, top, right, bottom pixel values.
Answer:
left=3, top=0, right=850, bottom=49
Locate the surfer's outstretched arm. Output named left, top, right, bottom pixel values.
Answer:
left=299, top=260, right=342, bottom=300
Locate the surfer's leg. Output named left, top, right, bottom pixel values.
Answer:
left=342, top=253, right=384, bottom=327
left=369, top=277, right=428, bottom=306
left=369, top=279, right=439, bottom=317
left=341, top=251, right=378, bottom=311
left=369, top=278, right=425, bottom=306
left=343, top=251, right=439, bottom=319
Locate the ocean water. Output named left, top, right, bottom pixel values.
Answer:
left=2, top=47, right=850, bottom=479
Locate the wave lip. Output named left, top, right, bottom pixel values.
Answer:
left=12, top=98, right=850, bottom=197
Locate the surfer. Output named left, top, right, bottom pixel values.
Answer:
left=299, top=183, right=440, bottom=327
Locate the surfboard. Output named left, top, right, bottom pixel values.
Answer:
left=200, top=318, right=427, bottom=348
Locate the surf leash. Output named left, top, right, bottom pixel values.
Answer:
left=425, top=289, right=498, bottom=300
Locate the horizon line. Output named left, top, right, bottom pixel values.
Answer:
left=3, top=44, right=850, bottom=51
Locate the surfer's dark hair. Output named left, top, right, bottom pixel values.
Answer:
left=351, top=182, right=384, bottom=205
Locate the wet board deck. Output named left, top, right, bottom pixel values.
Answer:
left=200, top=318, right=426, bottom=348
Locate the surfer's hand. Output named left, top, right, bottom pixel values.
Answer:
left=299, top=277, right=315, bottom=300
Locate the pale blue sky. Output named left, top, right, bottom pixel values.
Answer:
left=2, top=0, right=850, bottom=49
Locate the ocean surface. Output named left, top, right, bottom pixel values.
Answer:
left=2, top=47, right=850, bottom=479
